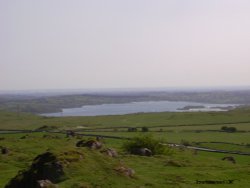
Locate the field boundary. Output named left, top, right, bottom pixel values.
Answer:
left=1, top=130, right=249, bottom=156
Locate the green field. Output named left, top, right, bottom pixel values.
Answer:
left=1, top=108, right=250, bottom=130
left=0, top=109, right=250, bottom=187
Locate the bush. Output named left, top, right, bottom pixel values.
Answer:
left=180, top=139, right=191, bottom=146
left=221, top=126, right=237, bottom=132
left=141, top=127, right=149, bottom=132
left=128, top=127, right=137, bottom=132
left=123, top=135, right=170, bottom=155
left=221, top=126, right=227, bottom=131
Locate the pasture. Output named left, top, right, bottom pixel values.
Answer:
left=0, top=108, right=250, bottom=187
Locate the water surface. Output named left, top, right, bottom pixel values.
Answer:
left=42, top=101, right=237, bottom=117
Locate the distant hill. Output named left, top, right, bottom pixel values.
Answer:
left=0, top=90, right=250, bottom=113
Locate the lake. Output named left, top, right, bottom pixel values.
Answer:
left=41, top=101, right=238, bottom=117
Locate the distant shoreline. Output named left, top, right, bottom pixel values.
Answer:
left=41, top=101, right=238, bottom=117
left=0, top=90, right=249, bottom=114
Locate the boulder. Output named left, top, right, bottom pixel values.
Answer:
left=76, top=140, right=102, bottom=149
left=131, top=148, right=152, bottom=156
left=66, top=130, right=75, bottom=137
left=114, top=166, right=135, bottom=177
left=101, top=148, right=118, bottom=157
left=1, top=146, right=9, bottom=154
left=5, top=152, right=64, bottom=188
left=37, top=179, right=58, bottom=188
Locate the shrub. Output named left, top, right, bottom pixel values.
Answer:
left=180, top=139, right=191, bottom=146
left=128, top=127, right=137, bottom=132
left=221, top=126, right=227, bottom=131
left=123, top=135, right=170, bottom=155
left=227, top=127, right=237, bottom=132
left=221, top=126, right=237, bottom=132
left=141, top=127, right=149, bottom=132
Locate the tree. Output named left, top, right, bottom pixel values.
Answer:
left=221, top=126, right=237, bottom=132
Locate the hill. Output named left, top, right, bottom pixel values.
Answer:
left=1, top=90, right=250, bottom=113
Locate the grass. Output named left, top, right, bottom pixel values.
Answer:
left=75, top=131, right=250, bottom=145
left=195, top=143, right=250, bottom=153
left=1, top=132, right=250, bottom=187
left=1, top=109, right=250, bottom=187
left=1, top=108, right=250, bottom=130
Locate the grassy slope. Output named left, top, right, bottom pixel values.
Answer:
left=0, top=133, right=250, bottom=188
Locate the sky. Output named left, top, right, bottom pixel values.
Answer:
left=0, top=0, right=250, bottom=91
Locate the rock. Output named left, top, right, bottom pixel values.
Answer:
left=66, top=130, right=75, bottom=137
left=131, top=148, right=152, bottom=156
left=114, top=166, right=135, bottom=177
left=1, top=147, right=9, bottom=154
left=76, top=140, right=102, bottom=149
left=5, top=152, right=64, bottom=188
left=101, top=148, right=118, bottom=157
left=37, top=179, right=58, bottom=188
left=222, top=156, right=236, bottom=164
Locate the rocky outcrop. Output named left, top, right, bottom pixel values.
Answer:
left=131, top=148, right=152, bottom=156
left=5, top=152, right=64, bottom=188
left=114, top=165, right=135, bottom=177
left=100, top=148, right=118, bottom=157
left=76, top=140, right=102, bottom=149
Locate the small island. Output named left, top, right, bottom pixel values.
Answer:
left=177, top=105, right=205, bottom=111
left=210, top=106, right=235, bottom=110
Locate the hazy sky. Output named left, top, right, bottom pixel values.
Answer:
left=1, top=0, right=250, bottom=91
